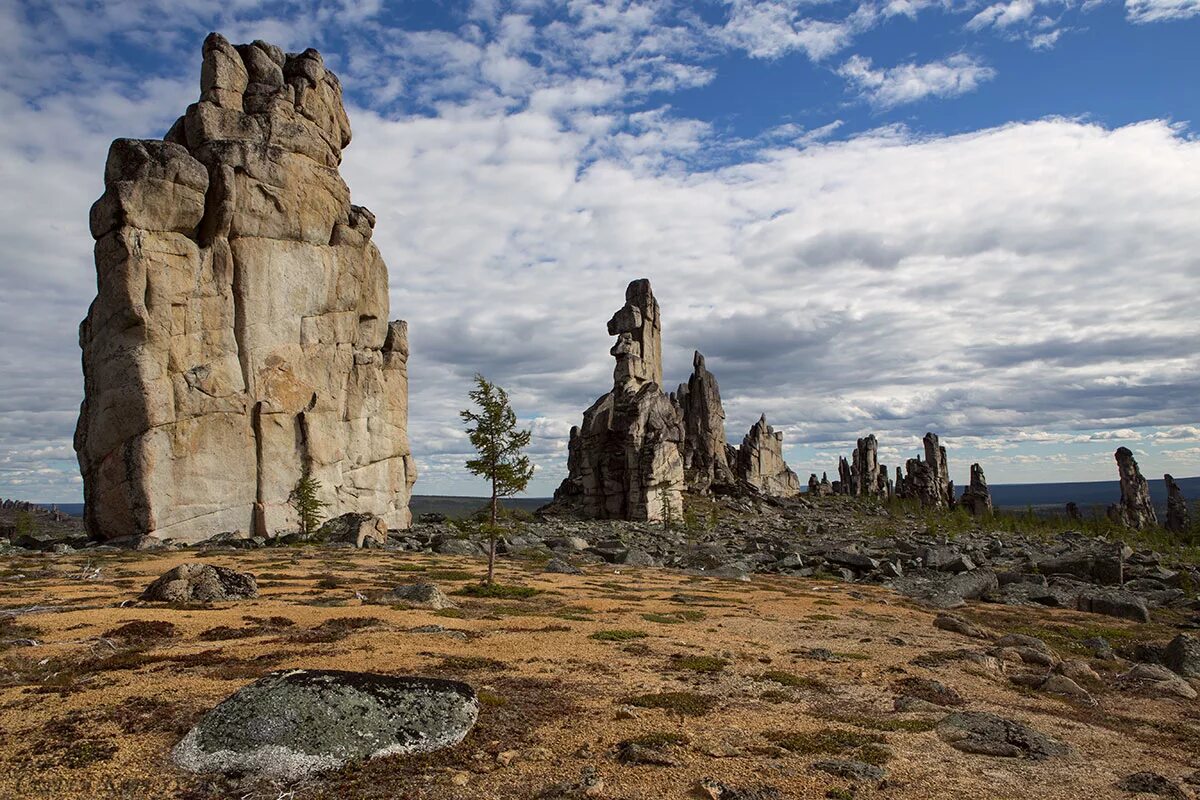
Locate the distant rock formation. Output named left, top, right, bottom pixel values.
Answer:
left=734, top=415, right=801, bottom=498
left=843, top=434, right=889, bottom=498
left=837, top=456, right=852, bottom=495
left=808, top=472, right=834, bottom=496
left=1165, top=474, right=1190, bottom=534
left=960, top=463, right=993, bottom=516
left=1106, top=447, right=1157, bottom=530
left=74, top=34, right=415, bottom=543
left=549, top=280, right=684, bottom=521
left=674, top=351, right=734, bottom=494
left=897, top=433, right=954, bottom=509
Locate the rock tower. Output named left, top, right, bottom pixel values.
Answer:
left=550, top=280, right=685, bottom=521
left=75, top=34, right=416, bottom=543
left=1106, top=447, right=1156, bottom=530
left=674, top=351, right=735, bottom=494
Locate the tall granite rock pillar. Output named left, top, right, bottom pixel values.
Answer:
left=549, top=280, right=684, bottom=521
left=896, top=432, right=953, bottom=509
left=848, top=435, right=888, bottom=498
left=960, top=463, right=993, bottom=516
left=1106, top=447, right=1156, bottom=530
left=75, top=34, right=416, bottom=543
left=1165, top=474, right=1190, bottom=534
left=674, top=351, right=734, bottom=494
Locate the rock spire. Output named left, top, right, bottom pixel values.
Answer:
left=674, top=351, right=734, bottom=494
left=1165, top=474, right=1190, bottom=534
left=75, top=34, right=415, bottom=543
left=549, top=280, right=684, bottom=521
left=896, top=432, right=953, bottom=509
left=1106, top=447, right=1156, bottom=530
left=960, top=463, right=993, bottom=516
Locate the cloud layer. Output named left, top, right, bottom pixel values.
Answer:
left=0, top=0, right=1198, bottom=501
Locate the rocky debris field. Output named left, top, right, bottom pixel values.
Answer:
left=4, top=518, right=1200, bottom=800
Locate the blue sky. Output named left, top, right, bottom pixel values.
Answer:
left=1, top=0, right=1199, bottom=501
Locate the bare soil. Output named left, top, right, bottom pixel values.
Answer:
left=2, top=548, right=1197, bottom=799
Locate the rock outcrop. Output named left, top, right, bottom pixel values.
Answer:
left=549, top=280, right=684, bottom=521
left=74, top=34, right=415, bottom=543
left=674, top=351, right=734, bottom=494
left=734, top=415, right=801, bottom=498
left=897, top=433, right=953, bottom=509
left=808, top=473, right=834, bottom=496
left=836, top=456, right=852, bottom=495
left=1106, top=447, right=1156, bottom=530
left=960, top=463, right=993, bottom=516
left=848, top=435, right=888, bottom=497
left=141, top=562, right=259, bottom=602
left=1165, top=474, right=1190, bottom=534
left=174, top=670, right=478, bottom=779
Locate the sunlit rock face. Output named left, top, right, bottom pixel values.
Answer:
left=75, top=34, right=415, bottom=543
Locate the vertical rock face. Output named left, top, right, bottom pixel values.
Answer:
left=960, top=463, right=993, bottom=516
left=550, top=280, right=684, bottom=521
left=734, top=415, right=801, bottom=498
left=75, top=34, right=415, bottom=543
left=851, top=435, right=879, bottom=497
left=674, top=351, right=734, bottom=493
left=846, top=435, right=888, bottom=498
left=896, top=432, right=953, bottom=509
left=1165, top=474, right=1190, bottom=534
left=1106, top=447, right=1157, bottom=530
left=837, top=457, right=852, bottom=495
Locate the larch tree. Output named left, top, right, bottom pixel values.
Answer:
left=460, top=374, right=535, bottom=584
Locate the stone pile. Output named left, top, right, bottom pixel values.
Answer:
left=1107, top=447, right=1156, bottom=530
left=74, top=34, right=415, bottom=544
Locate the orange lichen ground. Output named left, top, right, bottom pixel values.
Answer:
left=1, top=548, right=1196, bottom=799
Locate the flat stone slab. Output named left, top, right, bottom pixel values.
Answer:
left=174, top=669, right=478, bottom=780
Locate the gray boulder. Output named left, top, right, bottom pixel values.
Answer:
left=1164, top=634, right=1200, bottom=678
left=174, top=670, right=478, bottom=780
left=1076, top=589, right=1150, bottom=623
left=1116, top=772, right=1188, bottom=799
left=388, top=583, right=456, bottom=610
left=812, top=759, right=885, bottom=782
left=936, top=712, right=1069, bottom=759
left=544, top=557, right=583, bottom=575
left=317, top=513, right=388, bottom=549
left=141, top=563, right=258, bottom=602
left=434, top=537, right=483, bottom=556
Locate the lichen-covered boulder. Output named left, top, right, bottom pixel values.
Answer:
left=141, top=562, right=258, bottom=602
left=387, top=582, right=456, bottom=609
left=936, top=711, right=1069, bottom=760
left=174, top=670, right=478, bottom=779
